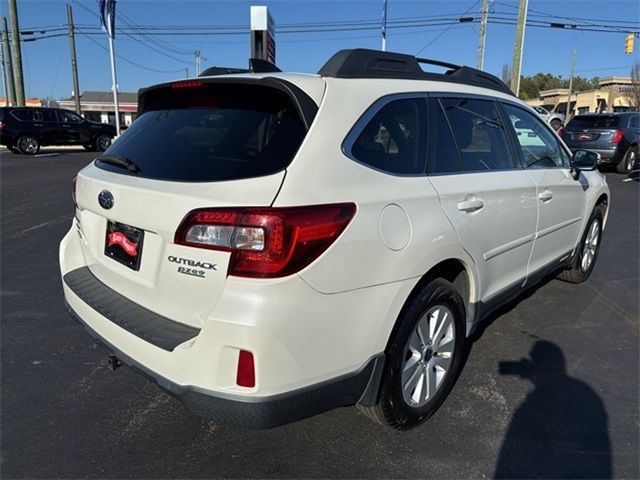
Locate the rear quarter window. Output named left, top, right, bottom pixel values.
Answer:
left=348, top=97, right=428, bottom=175
left=10, top=109, right=33, bottom=122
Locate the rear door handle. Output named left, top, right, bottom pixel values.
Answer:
left=538, top=189, right=553, bottom=202
left=457, top=198, right=484, bottom=212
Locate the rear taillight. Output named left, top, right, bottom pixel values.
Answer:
left=175, top=203, right=357, bottom=278
left=72, top=176, right=77, bottom=209
left=611, top=129, right=624, bottom=144
left=557, top=128, right=565, bottom=139
left=0, top=121, right=4, bottom=131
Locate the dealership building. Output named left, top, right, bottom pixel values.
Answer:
left=58, top=91, right=138, bottom=126
left=525, top=76, right=636, bottom=116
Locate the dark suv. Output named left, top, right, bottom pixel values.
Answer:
left=0, top=107, right=116, bottom=155
left=560, top=112, right=640, bottom=174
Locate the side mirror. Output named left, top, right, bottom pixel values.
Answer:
left=571, top=149, right=599, bottom=179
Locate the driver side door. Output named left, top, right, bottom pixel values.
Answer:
left=501, top=103, right=586, bottom=278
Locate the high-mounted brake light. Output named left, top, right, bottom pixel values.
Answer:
left=171, top=80, right=203, bottom=89
left=175, top=203, right=357, bottom=278
left=611, top=129, right=623, bottom=144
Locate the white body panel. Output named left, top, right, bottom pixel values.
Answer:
left=60, top=70, right=610, bottom=404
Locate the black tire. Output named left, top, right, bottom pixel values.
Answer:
left=16, top=134, right=41, bottom=155
left=83, top=144, right=96, bottom=152
left=558, top=206, right=604, bottom=283
left=617, top=145, right=638, bottom=174
left=8, top=145, right=20, bottom=154
left=550, top=118, right=563, bottom=131
left=358, top=278, right=466, bottom=430
left=95, top=134, right=112, bottom=152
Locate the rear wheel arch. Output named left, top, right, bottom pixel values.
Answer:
left=385, top=258, right=476, bottom=352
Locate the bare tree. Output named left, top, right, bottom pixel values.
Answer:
left=501, top=63, right=511, bottom=85
left=628, top=61, right=640, bottom=111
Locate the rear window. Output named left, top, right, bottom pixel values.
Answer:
left=97, top=83, right=307, bottom=182
left=568, top=115, right=620, bottom=129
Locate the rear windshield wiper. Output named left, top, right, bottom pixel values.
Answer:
left=96, top=154, right=142, bottom=174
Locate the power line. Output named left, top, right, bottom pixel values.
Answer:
left=75, top=28, right=185, bottom=74
left=415, top=0, right=481, bottom=55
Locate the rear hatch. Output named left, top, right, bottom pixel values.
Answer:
left=563, top=115, right=621, bottom=149
left=74, top=78, right=316, bottom=329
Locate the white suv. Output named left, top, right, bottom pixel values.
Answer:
left=60, top=49, right=609, bottom=430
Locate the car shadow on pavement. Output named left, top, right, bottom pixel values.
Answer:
left=493, top=340, right=612, bottom=479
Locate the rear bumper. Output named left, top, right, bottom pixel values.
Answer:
left=65, top=302, right=383, bottom=428
left=60, top=224, right=398, bottom=427
left=568, top=147, right=621, bottom=164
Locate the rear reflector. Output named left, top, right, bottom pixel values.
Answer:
left=175, top=203, right=357, bottom=278
left=236, top=350, right=255, bottom=388
left=611, top=129, right=623, bottom=144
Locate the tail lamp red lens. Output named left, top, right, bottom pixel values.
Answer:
left=236, top=350, right=255, bottom=388
left=611, top=129, right=623, bottom=144
left=174, top=203, right=356, bottom=278
left=557, top=128, right=565, bottom=140
left=72, top=176, right=77, bottom=209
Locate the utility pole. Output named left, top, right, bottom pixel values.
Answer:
left=381, top=0, right=388, bottom=52
left=509, top=0, right=528, bottom=96
left=185, top=67, right=189, bottom=79
left=566, top=46, right=576, bottom=120
left=0, top=40, right=7, bottom=105
left=67, top=4, right=81, bottom=114
left=8, top=0, right=25, bottom=106
left=1, top=18, right=15, bottom=106
left=476, top=0, right=490, bottom=70
left=195, top=50, right=201, bottom=76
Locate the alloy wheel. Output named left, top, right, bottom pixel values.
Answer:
left=19, top=136, right=38, bottom=154
left=581, top=219, right=600, bottom=272
left=401, top=305, right=455, bottom=408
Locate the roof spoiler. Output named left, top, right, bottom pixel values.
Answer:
left=199, top=58, right=282, bottom=77
left=317, top=48, right=514, bottom=97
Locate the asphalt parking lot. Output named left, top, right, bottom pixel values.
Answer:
left=1, top=149, right=638, bottom=479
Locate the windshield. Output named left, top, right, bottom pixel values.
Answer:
left=96, top=83, right=307, bottom=182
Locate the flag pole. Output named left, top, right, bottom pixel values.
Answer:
left=381, top=0, right=387, bottom=51
left=108, top=32, right=120, bottom=136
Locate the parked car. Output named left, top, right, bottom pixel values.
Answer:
left=0, top=107, right=116, bottom=155
left=60, top=49, right=609, bottom=430
left=559, top=112, right=640, bottom=174
left=532, top=105, right=565, bottom=130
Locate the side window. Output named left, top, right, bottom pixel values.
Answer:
left=43, top=110, right=58, bottom=122
left=351, top=98, right=427, bottom=175
left=10, top=109, right=33, bottom=122
left=58, top=110, right=83, bottom=123
left=430, top=100, right=463, bottom=174
left=440, top=98, right=514, bottom=172
left=503, top=104, right=570, bottom=169
left=33, top=110, right=44, bottom=122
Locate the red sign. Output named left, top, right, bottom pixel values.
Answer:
left=108, top=231, right=139, bottom=256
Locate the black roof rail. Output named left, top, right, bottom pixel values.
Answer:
left=199, top=58, right=281, bottom=77
left=317, top=48, right=514, bottom=97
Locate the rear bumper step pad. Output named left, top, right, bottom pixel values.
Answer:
left=63, top=267, right=200, bottom=351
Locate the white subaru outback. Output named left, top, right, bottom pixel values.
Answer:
left=60, top=49, right=609, bottom=430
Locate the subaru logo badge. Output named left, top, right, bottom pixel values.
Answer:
left=98, top=190, right=114, bottom=210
